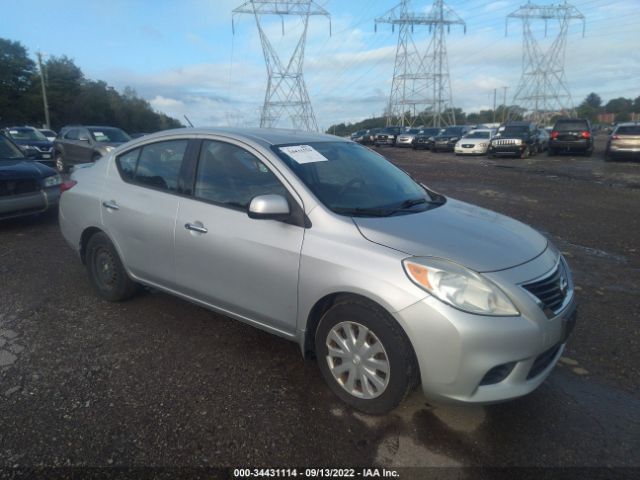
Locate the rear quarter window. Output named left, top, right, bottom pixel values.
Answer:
left=616, top=126, right=640, bottom=135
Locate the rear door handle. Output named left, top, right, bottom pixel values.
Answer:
left=102, top=201, right=119, bottom=211
left=185, top=223, right=208, bottom=234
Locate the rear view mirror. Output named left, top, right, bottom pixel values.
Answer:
left=248, top=194, right=290, bottom=220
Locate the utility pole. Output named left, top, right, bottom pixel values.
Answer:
left=36, top=51, right=50, bottom=129
left=492, top=88, right=497, bottom=124
left=502, top=86, right=508, bottom=123
left=232, top=1, right=330, bottom=131
left=506, top=2, right=585, bottom=123
left=375, top=0, right=465, bottom=127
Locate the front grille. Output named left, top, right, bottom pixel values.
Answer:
left=527, top=344, right=561, bottom=379
left=462, top=144, right=474, bottom=148
left=0, top=179, right=40, bottom=197
left=522, top=262, right=569, bottom=315
left=493, top=139, right=519, bottom=146
left=379, top=135, right=387, bottom=140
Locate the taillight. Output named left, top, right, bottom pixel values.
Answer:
left=611, top=135, right=620, bottom=140
left=581, top=131, right=591, bottom=139
left=551, top=131, right=559, bottom=139
left=60, top=180, right=77, bottom=193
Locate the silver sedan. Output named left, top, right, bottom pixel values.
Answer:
left=59, top=127, right=576, bottom=414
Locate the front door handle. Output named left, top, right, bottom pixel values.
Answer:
left=185, top=222, right=208, bottom=234
left=102, top=201, right=119, bottom=211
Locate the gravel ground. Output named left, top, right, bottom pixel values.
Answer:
left=0, top=134, right=638, bottom=474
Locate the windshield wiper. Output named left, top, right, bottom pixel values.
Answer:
left=332, top=207, right=395, bottom=217
left=398, top=197, right=429, bottom=209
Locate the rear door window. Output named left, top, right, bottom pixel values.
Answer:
left=115, top=139, right=188, bottom=192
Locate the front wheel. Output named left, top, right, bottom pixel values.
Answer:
left=315, top=298, right=418, bottom=414
left=86, top=232, right=139, bottom=302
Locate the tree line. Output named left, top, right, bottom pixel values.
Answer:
left=0, top=38, right=182, bottom=133
left=327, top=92, right=640, bottom=137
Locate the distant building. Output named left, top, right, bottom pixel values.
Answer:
left=597, top=113, right=615, bottom=123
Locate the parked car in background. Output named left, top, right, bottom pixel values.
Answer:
left=374, top=126, right=403, bottom=146
left=454, top=129, right=496, bottom=156
left=605, top=122, right=640, bottom=161
left=432, top=126, right=471, bottom=152
left=350, top=130, right=367, bottom=142
left=361, top=128, right=381, bottom=145
left=39, top=129, right=57, bottom=142
left=396, top=128, right=423, bottom=148
left=537, top=128, right=550, bottom=152
left=59, top=127, right=576, bottom=414
left=548, top=118, right=593, bottom=156
left=54, top=125, right=131, bottom=173
left=0, top=132, right=62, bottom=221
left=4, top=126, right=55, bottom=167
left=488, top=122, right=541, bottom=158
left=412, top=127, right=443, bottom=150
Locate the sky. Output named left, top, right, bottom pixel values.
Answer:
left=2, top=0, right=639, bottom=130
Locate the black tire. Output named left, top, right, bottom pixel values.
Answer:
left=548, top=148, right=556, bottom=157
left=86, top=232, right=139, bottom=302
left=315, top=298, right=419, bottom=415
left=55, top=153, right=69, bottom=173
left=583, top=148, right=593, bottom=157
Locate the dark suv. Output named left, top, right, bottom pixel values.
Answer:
left=54, top=125, right=131, bottom=173
left=488, top=121, right=541, bottom=158
left=412, top=127, right=443, bottom=150
left=432, top=126, right=472, bottom=152
left=374, top=126, right=403, bottom=146
left=548, top=118, right=594, bottom=156
left=4, top=126, right=55, bottom=167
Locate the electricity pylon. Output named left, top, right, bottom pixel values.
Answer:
left=376, top=0, right=465, bottom=127
left=507, top=2, right=585, bottom=123
left=232, top=0, right=330, bottom=131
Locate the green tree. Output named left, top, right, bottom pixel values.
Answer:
left=0, top=38, right=36, bottom=125
left=584, top=92, right=602, bottom=109
left=604, top=97, right=632, bottom=114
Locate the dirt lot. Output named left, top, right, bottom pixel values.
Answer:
left=1, top=134, right=639, bottom=474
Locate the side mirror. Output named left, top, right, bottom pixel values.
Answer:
left=248, top=194, right=290, bottom=220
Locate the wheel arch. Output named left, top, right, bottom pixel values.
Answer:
left=79, top=226, right=105, bottom=265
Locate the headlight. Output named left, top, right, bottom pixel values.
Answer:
left=42, top=174, right=62, bottom=187
left=479, top=142, right=488, bottom=147
left=450, top=137, right=459, bottom=142
left=402, top=257, right=519, bottom=316
left=514, top=139, right=522, bottom=145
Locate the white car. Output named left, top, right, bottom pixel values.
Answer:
left=454, top=129, right=496, bottom=156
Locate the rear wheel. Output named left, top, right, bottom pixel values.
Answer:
left=55, top=153, right=68, bottom=173
left=315, top=298, right=418, bottom=414
left=548, top=148, right=556, bottom=157
left=86, top=232, right=139, bottom=302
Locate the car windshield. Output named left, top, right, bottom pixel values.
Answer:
left=465, top=131, right=490, bottom=139
left=555, top=121, right=588, bottom=131
left=7, top=128, right=48, bottom=141
left=420, top=128, right=441, bottom=136
left=406, top=129, right=420, bottom=134
left=273, top=142, right=442, bottom=217
left=40, top=130, right=56, bottom=137
left=616, top=126, right=640, bottom=135
left=0, top=136, right=26, bottom=159
left=382, top=127, right=400, bottom=134
left=501, top=125, right=529, bottom=136
left=440, top=127, right=463, bottom=135
left=88, top=127, right=131, bottom=143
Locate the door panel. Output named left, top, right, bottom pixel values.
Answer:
left=175, top=199, right=303, bottom=333
left=101, top=139, right=190, bottom=287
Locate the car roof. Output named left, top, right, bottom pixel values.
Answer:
left=131, top=127, right=347, bottom=148
left=615, top=122, right=640, bottom=127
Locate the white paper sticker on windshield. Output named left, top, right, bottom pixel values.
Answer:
left=279, top=145, right=328, bottom=164
left=93, top=131, right=104, bottom=137
left=9, top=130, right=18, bottom=134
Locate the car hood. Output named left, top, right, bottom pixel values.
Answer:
left=0, top=159, right=57, bottom=179
left=459, top=138, right=488, bottom=145
left=353, top=198, right=547, bottom=272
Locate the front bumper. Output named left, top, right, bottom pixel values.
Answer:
left=394, top=249, right=576, bottom=404
left=489, top=144, right=527, bottom=157
left=455, top=144, right=488, bottom=155
left=376, top=137, right=396, bottom=145
left=396, top=139, right=414, bottom=147
left=0, top=186, right=60, bottom=220
left=434, top=141, right=456, bottom=151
